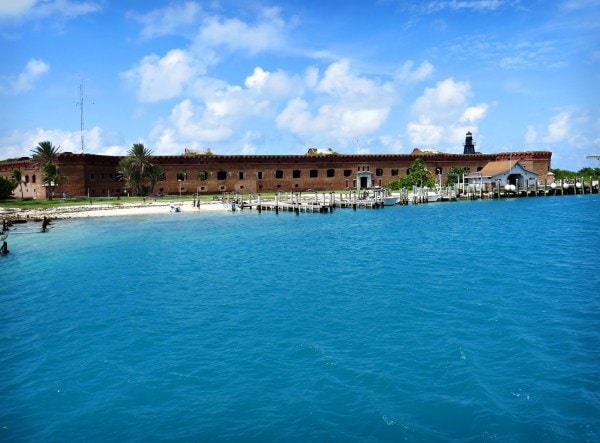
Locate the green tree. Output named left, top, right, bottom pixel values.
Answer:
left=386, top=158, right=435, bottom=190
left=446, top=166, right=471, bottom=185
left=145, top=163, right=165, bottom=195
left=577, top=167, right=600, bottom=177
left=0, top=176, right=18, bottom=199
left=117, top=143, right=164, bottom=196
left=31, top=140, right=60, bottom=166
left=43, top=163, right=63, bottom=200
left=11, top=169, right=24, bottom=199
left=31, top=140, right=61, bottom=199
left=550, top=168, right=576, bottom=180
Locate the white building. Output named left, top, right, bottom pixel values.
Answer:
left=465, top=160, right=539, bottom=188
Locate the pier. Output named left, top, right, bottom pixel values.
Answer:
left=218, top=176, right=599, bottom=214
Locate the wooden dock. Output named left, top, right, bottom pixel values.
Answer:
left=217, top=177, right=599, bottom=214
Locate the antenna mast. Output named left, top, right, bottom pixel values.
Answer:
left=77, top=82, right=84, bottom=153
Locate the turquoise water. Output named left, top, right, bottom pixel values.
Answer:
left=2, top=195, right=599, bottom=442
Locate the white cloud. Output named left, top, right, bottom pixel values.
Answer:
left=121, top=49, right=205, bottom=102
left=423, top=0, right=504, bottom=12
left=526, top=111, right=572, bottom=146
left=396, top=60, right=434, bottom=82
left=0, top=126, right=115, bottom=159
left=128, top=1, right=202, bottom=39
left=0, top=0, right=100, bottom=19
left=150, top=99, right=234, bottom=153
left=406, top=118, right=445, bottom=146
left=0, top=58, right=49, bottom=94
left=544, top=111, right=570, bottom=143
left=0, top=0, right=37, bottom=16
left=240, top=131, right=265, bottom=155
left=194, top=7, right=287, bottom=55
left=245, top=67, right=270, bottom=91
left=276, top=60, right=396, bottom=144
left=407, top=78, right=488, bottom=148
left=525, top=125, right=537, bottom=143
left=146, top=64, right=303, bottom=151
left=412, top=77, right=470, bottom=120
left=460, top=104, right=488, bottom=123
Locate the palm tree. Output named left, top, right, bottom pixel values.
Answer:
left=42, top=163, right=62, bottom=200
left=129, top=143, right=152, bottom=177
left=11, top=169, right=24, bottom=199
left=31, top=140, right=60, bottom=166
left=117, top=143, right=162, bottom=196
left=145, top=163, right=165, bottom=195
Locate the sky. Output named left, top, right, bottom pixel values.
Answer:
left=0, top=0, right=598, bottom=170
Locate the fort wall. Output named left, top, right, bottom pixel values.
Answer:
left=1, top=151, right=552, bottom=199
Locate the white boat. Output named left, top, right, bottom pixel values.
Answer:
left=425, top=185, right=441, bottom=202
left=383, top=196, right=399, bottom=206
left=224, top=202, right=242, bottom=211
left=169, top=204, right=181, bottom=213
left=427, top=191, right=441, bottom=202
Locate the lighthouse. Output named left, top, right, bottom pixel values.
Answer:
left=463, top=131, right=476, bottom=154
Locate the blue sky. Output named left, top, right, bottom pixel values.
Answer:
left=1, top=0, right=598, bottom=170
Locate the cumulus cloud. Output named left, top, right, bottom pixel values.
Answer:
left=121, top=49, right=206, bottom=102
left=544, top=111, right=570, bottom=143
left=147, top=65, right=303, bottom=151
left=150, top=99, right=234, bottom=153
left=0, top=126, right=117, bottom=158
left=277, top=60, right=396, bottom=143
left=0, top=58, right=49, bottom=94
left=524, top=111, right=572, bottom=146
left=407, top=78, right=488, bottom=148
left=122, top=6, right=293, bottom=103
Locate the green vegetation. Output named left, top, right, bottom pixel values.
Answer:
left=551, top=167, right=600, bottom=180
left=117, top=143, right=165, bottom=196
left=0, top=177, right=17, bottom=200
left=31, top=140, right=63, bottom=199
left=11, top=169, right=24, bottom=199
left=446, top=166, right=471, bottom=185
left=386, top=158, right=436, bottom=190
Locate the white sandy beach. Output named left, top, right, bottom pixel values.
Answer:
left=0, top=200, right=228, bottom=221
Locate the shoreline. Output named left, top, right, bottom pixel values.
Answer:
left=0, top=200, right=228, bottom=221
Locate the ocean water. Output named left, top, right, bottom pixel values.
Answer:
left=1, top=195, right=599, bottom=442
